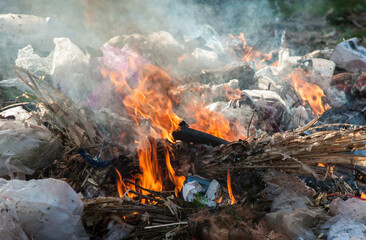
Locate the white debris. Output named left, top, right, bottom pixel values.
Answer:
left=292, top=106, right=310, bottom=128
left=191, top=48, right=220, bottom=66
left=0, top=107, right=61, bottom=175
left=243, top=89, right=287, bottom=107
left=310, top=58, right=335, bottom=90
left=324, top=197, right=366, bottom=239
left=0, top=178, right=88, bottom=240
left=182, top=181, right=203, bottom=202
left=15, top=38, right=93, bottom=104
left=330, top=37, right=366, bottom=73
left=205, top=179, right=221, bottom=202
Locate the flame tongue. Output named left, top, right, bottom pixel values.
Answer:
left=287, top=68, right=330, bottom=115
left=138, top=137, right=163, bottom=194
left=227, top=170, right=236, bottom=204
left=230, top=32, right=273, bottom=69
left=185, top=100, right=246, bottom=141
left=122, top=65, right=181, bottom=142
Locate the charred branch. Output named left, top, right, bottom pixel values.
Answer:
left=173, top=124, right=229, bottom=147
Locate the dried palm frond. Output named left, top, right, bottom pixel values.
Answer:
left=14, top=67, right=103, bottom=149
left=197, top=117, right=366, bottom=179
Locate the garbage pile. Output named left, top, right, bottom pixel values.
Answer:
left=1, top=10, right=366, bottom=240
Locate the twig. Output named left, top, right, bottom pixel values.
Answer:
left=243, top=37, right=263, bottom=62
left=128, top=190, right=165, bottom=204
left=247, top=112, right=255, bottom=137
left=144, top=221, right=188, bottom=230
left=123, top=179, right=172, bottom=197
left=0, top=102, right=34, bottom=112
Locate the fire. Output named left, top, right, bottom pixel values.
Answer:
left=105, top=64, right=181, bottom=143
left=329, top=165, right=334, bottom=174
left=165, top=148, right=185, bottom=195
left=317, top=163, right=334, bottom=175
left=230, top=32, right=273, bottom=69
left=137, top=137, right=163, bottom=194
left=227, top=170, right=237, bottom=204
left=103, top=55, right=185, bottom=201
left=115, top=168, right=136, bottom=198
left=361, top=192, right=366, bottom=201
left=185, top=98, right=245, bottom=141
left=287, top=68, right=330, bottom=115
left=115, top=168, right=125, bottom=197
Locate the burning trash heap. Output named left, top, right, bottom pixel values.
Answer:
left=2, top=10, right=366, bottom=240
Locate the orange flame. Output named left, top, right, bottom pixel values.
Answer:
left=227, top=170, right=237, bottom=204
left=115, top=168, right=136, bottom=198
left=185, top=99, right=245, bottom=141
left=137, top=138, right=163, bottom=195
left=165, top=148, right=185, bottom=196
left=287, top=68, right=330, bottom=115
left=103, top=58, right=186, bottom=201
left=115, top=168, right=125, bottom=198
left=317, top=163, right=334, bottom=175
left=230, top=33, right=273, bottom=69
left=329, top=165, right=334, bottom=174
left=361, top=192, right=366, bottom=201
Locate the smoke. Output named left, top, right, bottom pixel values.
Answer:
left=0, top=0, right=278, bottom=48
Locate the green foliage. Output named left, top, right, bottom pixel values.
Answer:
left=272, top=0, right=366, bottom=18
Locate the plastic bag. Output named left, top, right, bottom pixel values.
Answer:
left=0, top=178, right=88, bottom=239
left=15, top=38, right=92, bottom=104
left=16, top=44, right=53, bottom=78
left=0, top=107, right=61, bottom=175
left=323, top=197, right=366, bottom=239
left=0, top=199, right=28, bottom=240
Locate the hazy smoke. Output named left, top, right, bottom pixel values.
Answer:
left=0, top=0, right=277, bottom=48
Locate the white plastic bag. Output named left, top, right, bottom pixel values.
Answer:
left=0, top=178, right=88, bottom=240
left=0, top=107, right=61, bottom=175
left=324, top=197, right=366, bottom=239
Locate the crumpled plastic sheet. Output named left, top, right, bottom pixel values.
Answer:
left=0, top=107, right=61, bottom=175
left=0, top=199, right=28, bottom=240
left=324, top=197, right=366, bottom=239
left=326, top=217, right=366, bottom=240
left=265, top=189, right=320, bottom=240
left=0, top=14, right=75, bottom=79
left=266, top=208, right=320, bottom=240
left=15, top=38, right=93, bottom=104
left=182, top=181, right=203, bottom=202
left=105, top=220, right=134, bottom=240
left=0, top=178, right=88, bottom=240
left=51, top=37, right=91, bottom=103
left=16, top=44, right=54, bottom=78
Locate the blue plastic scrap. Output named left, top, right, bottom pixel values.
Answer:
left=78, top=149, right=116, bottom=168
